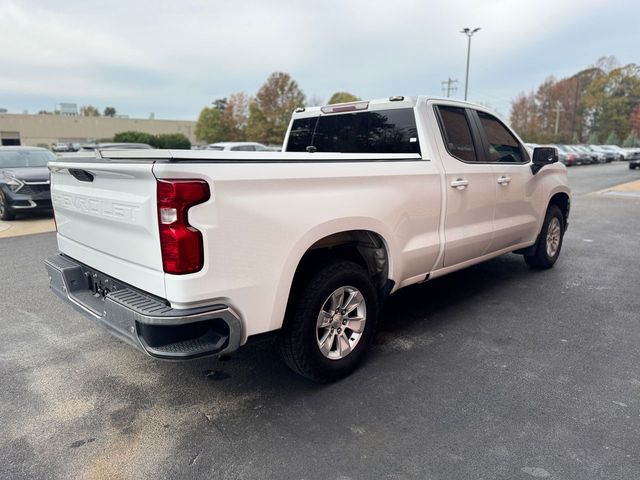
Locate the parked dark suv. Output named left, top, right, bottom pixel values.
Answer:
left=0, top=147, right=56, bottom=220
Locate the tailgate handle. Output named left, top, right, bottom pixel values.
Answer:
left=69, top=169, right=94, bottom=182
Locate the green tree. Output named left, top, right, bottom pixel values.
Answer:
left=587, top=132, right=600, bottom=144
left=194, top=106, right=227, bottom=143
left=584, top=64, right=640, bottom=141
left=629, top=105, right=640, bottom=136
left=221, top=92, right=250, bottom=141
left=622, top=132, right=637, bottom=147
left=246, top=72, right=305, bottom=144
left=155, top=133, right=191, bottom=149
left=104, top=106, right=117, bottom=117
left=327, top=92, right=360, bottom=104
left=195, top=95, right=252, bottom=144
left=508, top=59, right=640, bottom=143
left=113, top=131, right=157, bottom=145
left=113, top=131, right=191, bottom=149
left=80, top=105, right=100, bottom=116
left=604, top=131, right=620, bottom=145
left=212, top=98, right=228, bottom=111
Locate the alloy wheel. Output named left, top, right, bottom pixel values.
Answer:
left=316, top=286, right=367, bottom=360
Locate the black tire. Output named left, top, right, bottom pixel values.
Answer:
left=279, top=260, right=378, bottom=383
left=524, top=204, right=564, bottom=270
left=0, top=193, right=15, bottom=221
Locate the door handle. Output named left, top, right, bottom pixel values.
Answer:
left=497, top=176, right=511, bottom=185
left=450, top=178, right=469, bottom=190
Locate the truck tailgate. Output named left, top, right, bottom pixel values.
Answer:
left=50, top=160, right=165, bottom=298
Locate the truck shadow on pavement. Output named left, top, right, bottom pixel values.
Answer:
left=169, top=252, right=542, bottom=391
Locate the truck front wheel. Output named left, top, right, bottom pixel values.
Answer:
left=524, top=204, right=565, bottom=269
left=279, top=260, right=378, bottom=382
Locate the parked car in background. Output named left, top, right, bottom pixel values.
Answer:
left=79, top=143, right=153, bottom=151
left=206, top=142, right=270, bottom=151
left=553, top=145, right=580, bottom=166
left=601, top=145, right=626, bottom=161
left=0, top=147, right=55, bottom=220
left=567, top=145, right=595, bottom=164
left=589, top=145, right=615, bottom=163
left=52, top=143, right=82, bottom=153
left=625, top=148, right=640, bottom=161
left=52, top=143, right=71, bottom=153
left=580, top=145, right=605, bottom=163
left=544, top=145, right=571, bottom=166
left=629, top=158, right=640, bottom=170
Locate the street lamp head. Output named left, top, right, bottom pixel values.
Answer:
left=461, top=27, right=481, bottom=37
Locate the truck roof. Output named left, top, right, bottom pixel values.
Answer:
left=291, top=95, right=490, bottom=120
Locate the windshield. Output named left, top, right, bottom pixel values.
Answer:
left=207, top=145, right=225, bottom=151
left=0, top=150, right=56, bottom=168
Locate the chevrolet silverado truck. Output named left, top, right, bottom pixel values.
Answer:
left=45, top=96, right=570, bottom=382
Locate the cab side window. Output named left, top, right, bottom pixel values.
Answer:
left=477, top=111, right=525, bottom=163
left=436, top=106, right=478, bottom=162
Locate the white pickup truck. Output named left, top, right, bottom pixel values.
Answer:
left=45, top=96, right=570, bottom=382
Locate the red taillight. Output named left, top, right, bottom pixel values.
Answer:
left=157, top=179, right=210, bottom=275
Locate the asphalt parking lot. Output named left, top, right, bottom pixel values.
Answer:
left=1, top=162, right=639, bottom=480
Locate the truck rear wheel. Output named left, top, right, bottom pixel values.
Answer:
left=279, top=260, right=378, bottom=383
left=524, top=204, right=564, bottom=269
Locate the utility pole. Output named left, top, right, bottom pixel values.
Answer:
left=441, top=78, right=458, bottom=98
left=461, top=27, right=481, bottom=101
left=554, top=101, right=564, bottom=136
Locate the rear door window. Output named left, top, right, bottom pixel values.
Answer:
left=286, top=108, right=420, bottom=154
left=435, top=106, right=478, bottom=162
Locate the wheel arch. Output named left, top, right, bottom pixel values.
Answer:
left=292, top=229, right=392, bottom=291
left=548, top=190, right=571, bottom=228
left=268, top=221, right=396, bottom=332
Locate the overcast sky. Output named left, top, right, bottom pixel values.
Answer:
left=1, top=0, right=638, bottom=120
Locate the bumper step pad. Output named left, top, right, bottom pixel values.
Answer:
left=45, top=254, right=242, bottom=360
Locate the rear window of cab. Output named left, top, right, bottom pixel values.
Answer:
left=286, top=108, right=420, bottom=154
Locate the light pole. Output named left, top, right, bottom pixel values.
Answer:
left=461, top=27, right=481, bottom=101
